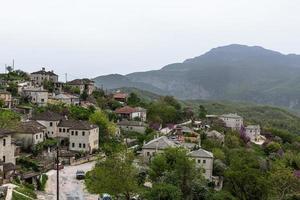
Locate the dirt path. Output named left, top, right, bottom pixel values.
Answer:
left=37, top=161, right=99, bottom=200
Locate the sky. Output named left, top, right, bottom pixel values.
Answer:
left=1, top=0, right=300, bottom=81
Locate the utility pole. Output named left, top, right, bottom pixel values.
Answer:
left=65, top=73, right=68, bottom=83
left=12, top=59, right=14, bottom=71
left=56, top=142, right=60, bottom=200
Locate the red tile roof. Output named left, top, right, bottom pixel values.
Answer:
left=115, top=106, right=137, bottom=114
left=113, top=93, right=128, bottom=99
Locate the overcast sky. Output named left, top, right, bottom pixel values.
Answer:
left=1, top=0, right=300, bottom=80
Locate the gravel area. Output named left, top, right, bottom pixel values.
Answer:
left=37, top=161, right=98, bottom=200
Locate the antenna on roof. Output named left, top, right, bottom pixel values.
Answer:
left=12, top=59, right=14, bottom=71
left=65, top=73, right=68, bottom=83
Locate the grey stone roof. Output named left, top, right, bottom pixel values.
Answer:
left=142, top=136, right=178, bottom=150
left=18, top=121, right=46, bottom=134
left=31, top=69, right=57, bottom=76
left=67, top=78, right=94, bottom=85
left=31, top=111, right=64, bottom=121
left=58, top=119, right=98, bottom=130
left=206, top=130, right=224, bottom=139
left=0, top=129, right=14, bottom=138
left=220, top=113, right=243, bottom=119
left=188, top=148, right=214, bottom=158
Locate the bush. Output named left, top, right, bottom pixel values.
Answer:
left=15, top=186, right=37, bottom=199
left=37, top=174, right=48, bottom=191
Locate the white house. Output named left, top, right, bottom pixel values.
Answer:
left=141, top=136, right=178, bottom=161
left=117, top=120, right=147, bottom=133
left=53, top=93, right=80, bottom=105
left=31, top=111, right=64, bottom=138
left=245, top=125, right=266, bottom=145
left=68, top=121, right=99, bottom=153
left=23, top=87, right=48, bottom=106
left=14, top=121, right=46, bottom=149
left=115, top=106, right=147, bottom=122
left=188, top=149, right=214, bottom=181
left=219, top=113, right=243, bottom=130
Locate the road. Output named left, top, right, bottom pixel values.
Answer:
left=38, top=161, right=99, bottom=200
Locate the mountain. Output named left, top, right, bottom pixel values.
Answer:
left=93, top=44, right=300, bottom=110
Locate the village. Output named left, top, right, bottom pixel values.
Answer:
left=0, top=67, right=297, bottom=200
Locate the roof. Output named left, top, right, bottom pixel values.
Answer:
left=23, top=87, right=48, bottom=92
left=142, top=136, right=178, bottom=150
left=67, top=78, right=94, bottom=85
left=113, top=93, right=128, bottom=99
left=188, top=148, right=214, bottom=158
left=58, top=119, right=98, bottom=130
left=18, top=121, right=46, bottom=134
left=54, top=93, right=79, bottom=100
left=31, top=69, right=57, bottom=76
left=206, top=130, right=224, bottom=139
left=117, top=120, right=147, bottom=127
left=31, top=111, right=64, bottom=121
left=220, top=113, right=243, bottom=119
left=245, top=125, right=260, bottom=129
left=0, top=90, right=11, bottom=95
left=115, top=106, right=138, bottom=114
left=0, top=129, right=14, bottom=138
left=176, top=126, right=194, bottom=133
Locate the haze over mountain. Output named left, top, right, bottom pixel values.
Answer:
left=93, top=44, right=300, bottom=110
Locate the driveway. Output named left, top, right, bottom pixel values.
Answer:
left=38, top=161, right=99, bottom=200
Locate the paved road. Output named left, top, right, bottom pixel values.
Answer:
left=38, top=162, right=99, bottom=200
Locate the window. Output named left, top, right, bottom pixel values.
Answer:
left=63, top=128, right=65, bottom=133
left=82, top=131, right=85, bottom=136
left=41, top=99, right=44, bottom=102
left=3, top=138, right=6, bottom=146
left=71, top=131, right=74, bottom=136
left=198, top=159, right=201, bottom=163
left=79, top=143, right=82, bottom=148
left=36, top=135, right=38, bottom=140
left=3, top=156, right=5, bottom=163
left=83, top=144, right=86, bottom=148
left=40, top=134, right=42, bottom=138
left=75, top=131, right=78, bottom=136
left=50, top=122, right=53, bottom=127
left=203, top=160, right=206, bottom=164
left=147, top=152, right=150, bottom=156
left=72, top=143, right=75, bottom=148
left=59, top=128, right=62, bottom=132
left=67, top=129, right=69, bottom=133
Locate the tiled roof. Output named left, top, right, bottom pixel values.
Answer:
left=188, top=149, right=214, bottom=158
left=31, top=69, right=57, bottom=76
left=67, top=79, right=94, bottom=85
left=113, top=93, right=128, bottom=99
left=18, top=121, right=46, bottom=134
left=206, top=130, right=224, bottom=139
left=0, top=129, right=14, bottom=138
left=117, top=120, right=147, bottom=127
left=58, top=119, right=98, bottom=130
left=0, top=90, right=10, bottom=94
left=220, top=113, right=243, bottom=119
left=245, top=125, right=260, bottom=129
left=115, top=106, right=137, bottom=114
left=31, top=111, right=64, bottom=121
left=142, top=136, right=178, bottom=150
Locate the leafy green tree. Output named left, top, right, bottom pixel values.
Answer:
left=89, top=110, right=116, bottom=143
left=146, top=183, right=182, bottom=200
left=69, top=105, right=93, bottom=120
left=80, top=90, right=88, bottom=101
left=127, top=92, right=141, bottom=106
left=42, top=80, right=55, bottom=93
left=85, top=152, right=139, bottom=200
left=198, top=105, right=207, bottom=119
left=0, top=99, right=4, bottom=108
left=7, top=82, right=18, bottom=96
left=264, top=142, right=281, bottom=155
left=268, top=161, right=300, bottom=199
left=147, top=102, right=180, bottom=124
left=0, top=109, right=20, bottom=129
left=162, top=96, right=181, bottom=110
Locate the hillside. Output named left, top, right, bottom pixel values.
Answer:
left=184, top=100, right=300, bottom=136
left=94, top=44, right=300, bottom=110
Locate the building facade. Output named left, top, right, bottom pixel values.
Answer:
left=30, top=67, right=58, bottom=86
left=23, top=87, right=48, bottom=106
left=67, top=79, right=95, bottom=95
left=0, top=91, right=12, bottom=108
left=219, top=113, right=243, bottom=130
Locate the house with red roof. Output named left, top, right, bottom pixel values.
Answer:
left=115, top=106, right=147, bottom=121
left=113, top=92, right=128, bottom=103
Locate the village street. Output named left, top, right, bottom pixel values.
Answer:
left=37, top=161, right=99, bottom=200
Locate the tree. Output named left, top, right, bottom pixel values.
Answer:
left=0, top=99, right=4, bottom=108
left=85, top=152, right=139, bottom=200
left=146, top=183, right=181, bottom=200
left=69, top=105, right=93, bottom=120
left=89, top=111, right=116, bottom=143
left=268, top=161, right=300, bottom=199
left=80, top=90, right=88, bottom=101
left=149, top=148, right=206, bottom=199
left=7, top=82, right=18, bottom=96
left=198, top=105, right=207, bottom=119
left=0, top=110, right=20, bottom=129
left=127, top=92, right=141, bottom=106
left=42, top=80, right=55, bottom=93
left=264, top=142, right=281, bottom=155
left=162, top=96, right=181, bottom=110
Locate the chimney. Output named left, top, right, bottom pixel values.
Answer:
left=42, top=67, right=45, bottom=71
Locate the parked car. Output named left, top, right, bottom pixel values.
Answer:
left=99, top=193, right=112, bottom=200
left=76, top=170, right=85, bottom=180
left=54, top=162, right=64, bottom=170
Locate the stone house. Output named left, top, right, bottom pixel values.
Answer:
left=115, top=106, right=147, bottom=121
left=117, top=120, right=147, bottom=133
left=0, top=129, right=16, bottom=182
left=188, top=149, right=214, bottom=181
left=22, top=87, right=48, bottom=106
left=173, top=126, right=200, bottom=144
left=14, top=121, right=46, bottom=149
left=67, top=79, right=95, bottom=95
left=205, top=130, right=225, bottom=144
left=0, top=91, right=12, bottom=108
left=141, top=136, right=178, bottom=161
left=68, top=121, right=99, bottom=154
left=30, top=67, right=58, bottom=86
left=245, top=125, right=260, bottom=141
left=113, top=92, right=128, bottom=103
left=219, top=113, right=243, bottom=130
left=31, top=111, right=64, bottom=138
left=53, top=93, right=80, bottom=105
